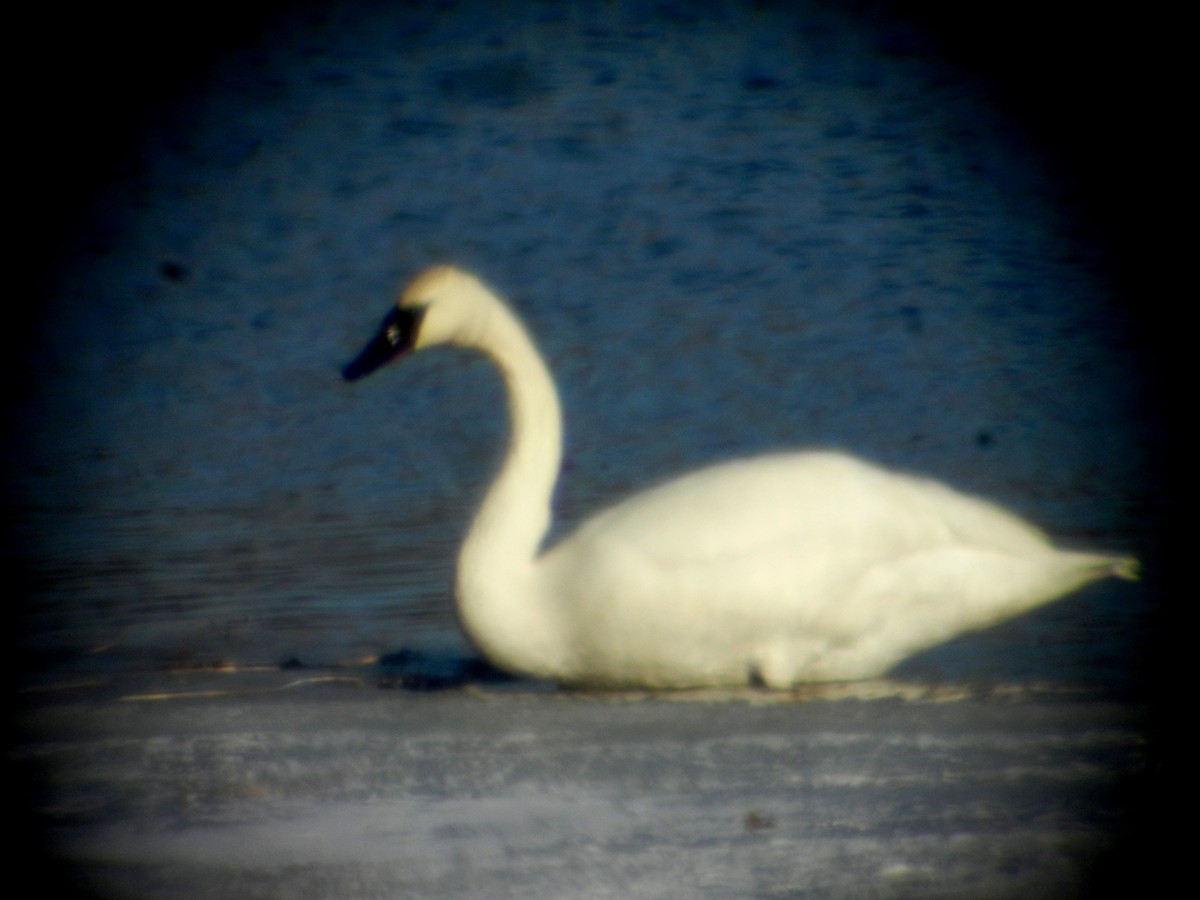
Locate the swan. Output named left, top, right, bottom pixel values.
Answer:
left=342, top=265, right=1138, bottom=689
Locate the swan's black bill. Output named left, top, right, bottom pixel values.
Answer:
left=342, top=306, right=424, bottom=381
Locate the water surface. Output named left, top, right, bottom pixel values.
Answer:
left=14, top=0, right=1157, bottom=694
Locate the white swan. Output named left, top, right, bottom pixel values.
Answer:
left=343, top=266, right=1138, bottom=689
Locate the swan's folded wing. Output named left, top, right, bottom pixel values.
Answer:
left=535, top=451, right=1131, bottom=686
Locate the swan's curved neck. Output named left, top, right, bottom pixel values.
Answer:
left=454, top=295, right=564, bottom=674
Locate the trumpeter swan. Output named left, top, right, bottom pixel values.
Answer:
left=342, top=266, right=1137, bottom=689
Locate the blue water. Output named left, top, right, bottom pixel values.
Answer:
left=13, top=2, right=1156, bottom=690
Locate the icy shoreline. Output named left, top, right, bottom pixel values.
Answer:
left=21, top=675, right=1155, bottom=899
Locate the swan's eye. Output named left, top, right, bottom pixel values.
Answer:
left=342, top=305, right=423, bottom=381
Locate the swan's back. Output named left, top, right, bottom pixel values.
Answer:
left=569, top=451, right=1050, bottom=563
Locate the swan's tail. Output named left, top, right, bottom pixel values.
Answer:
left=1109, top=556, right=1140, bottom=581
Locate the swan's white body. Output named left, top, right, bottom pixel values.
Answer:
left=344, top=266, right=1137, bottom=688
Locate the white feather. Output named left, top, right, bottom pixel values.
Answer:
left=345, top=266, right=1137, bottom=688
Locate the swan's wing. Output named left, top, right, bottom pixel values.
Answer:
left=539, top=451, right=1124, bottom=686
left=548, top=449, right=1071, bottom=642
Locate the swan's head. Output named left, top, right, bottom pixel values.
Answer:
left=342, top=265, right=495, bottom=381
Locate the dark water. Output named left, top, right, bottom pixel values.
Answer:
left=13, top=1, right=1159, bottom=690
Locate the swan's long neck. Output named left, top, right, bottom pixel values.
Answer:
left=454, top=294, right=564, bottom=676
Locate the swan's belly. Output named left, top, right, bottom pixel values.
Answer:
left=544, top=540, right=1122, bottom=689
left=557, top=598, right=880, bottom=688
